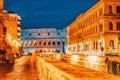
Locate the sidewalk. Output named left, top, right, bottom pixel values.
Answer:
left=0, top=56, right=39, bottom=80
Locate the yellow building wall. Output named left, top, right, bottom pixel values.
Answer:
left=0, top=0, right=3, bottom=15
left=3, top=12, right=21, bottom=53
left=0, top=20, right=4, bottom=50
left=67, top=0, right=120, bottom=55
left=0, top=0, right=4, bottom=50
left=4, top=13, right=18, bottom=40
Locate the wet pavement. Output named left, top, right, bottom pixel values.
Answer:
left=0, top=56, right=38, bottom=80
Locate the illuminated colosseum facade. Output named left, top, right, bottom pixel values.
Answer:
left=21, top=28, right=67, bottom=55
left=67, top=0, right=120, bottom=55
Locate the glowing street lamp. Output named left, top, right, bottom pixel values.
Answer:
left=7, top=35, right=12, bottom=43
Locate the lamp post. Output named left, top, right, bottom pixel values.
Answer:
left=118, top=34, right=120, bottom=54
left=62, top=41, right=65, bottom=54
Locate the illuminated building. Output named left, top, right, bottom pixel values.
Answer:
left=0, top=0, right=21, bottom=62
left=21, top=28, right=67, bottom=55
left=67, top=0, right=120, bottom=55
left=0, top=0, right=5, bottom=50
left=3, top=10, right=21, bottom=54
left=0, top=0, right=3, bottom=16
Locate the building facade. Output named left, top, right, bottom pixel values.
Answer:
left=0, top=0, right=21, bottom=62
left=0, top=0, right=3, bottom=16
left=20, top=28, right=67, bottom=55
left=67, top=0, right=120, bottom=55
left=0, top=0, right=4, bottom=51
left=3, top=11, right=21, bottom=55
left=1, top=10, right=21, bottom=55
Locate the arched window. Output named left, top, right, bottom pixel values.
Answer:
left=108, top=5, right=113, bottom=14
left=58, top=33, right=60, bottom=35
left=109, top=40, right=114, bottom=50
left=30, top=41, right=33, bottom=46
left=29, top=33, right=31, bottom=36
left=109, top=22, right=113, bottom=30
left=48, top=33, right=50, bottom=35
left=34, top=42, right=37, bottom=46
left=117, top=21, right=120, bottom=30
left=38, top=33, right=40, bottom=36
left=57, top=41, right=60, bottom=46
left=110, top=40, right=114, bottom=46
left=116, top=6, right=120, bottom=13
left=39, top=42, right=41, bottom=46
left=43, top=42, right=46, bottom=46
left=52, top=41, right=55, bottom=45
left=48, top=42, right=51, bottom=45
left=62, top=41, right=65, bottom=46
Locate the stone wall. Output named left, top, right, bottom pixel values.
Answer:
left=33, top=54, right=120, bottom=80
left=34, top=55, right=79, bottom=80
left=60, top=54, right=107, bottom=72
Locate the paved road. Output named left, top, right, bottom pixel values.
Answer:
left=0, top=56, right=38, bottom=80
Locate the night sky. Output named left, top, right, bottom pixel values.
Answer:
left=4, top=0, right=98, bottom=29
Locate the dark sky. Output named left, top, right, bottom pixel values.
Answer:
left=4, top=0, right=98, bottom=29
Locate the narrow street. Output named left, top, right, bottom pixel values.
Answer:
left=0, top=56, right=38, bottom=80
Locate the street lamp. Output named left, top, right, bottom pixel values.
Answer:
left=62, top=41, right=65, bottom=54
left=7, top=35, right=12, bottom=43
left=118, top=34, right=120, bottom=54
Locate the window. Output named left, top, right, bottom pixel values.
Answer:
left=17, top=30, right=20, bottom=33
left=30, top=41, right=33, bottom=46
left=95, top=11, right=97, bottom=18
left=78, top=33, right=82, bottom=39
left=29, top=33, right=31, bottom=36
left=43, top=42, right=46, bottom=46
left=38, top=33, right=40, bottom=36
left=3, top=26, right=7, bottom=35
left=48, top=42, right=51, bottom=45
left=58, top=33, right=60, bottom=35
left=52, top=41, right=55, bottom=45
left=57, top=41, right=60, bottom=46
left=108, top=5, right=113, bottom=14
left=39, top=42, right=41, bottom=46
left=34, top=42, right=37, bottom=46
left=109, top=22, right=113, bottom=30
left=99, top=8, right=103, bottom=16
left=116, top=6, right=120, bottom=13
left=62, top=41, right=65, bottom=45
left=117, top=21, right=120, bottom=30
left=99, top=23, right=103, bottom=32
left=110, top=40, right=114, bottom=46
left=48, top=33, right=50, bottom=35
left=17, top=24, right=20, bottom=27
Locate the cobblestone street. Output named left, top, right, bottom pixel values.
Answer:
left=0, top=56, right=38, bottom=80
